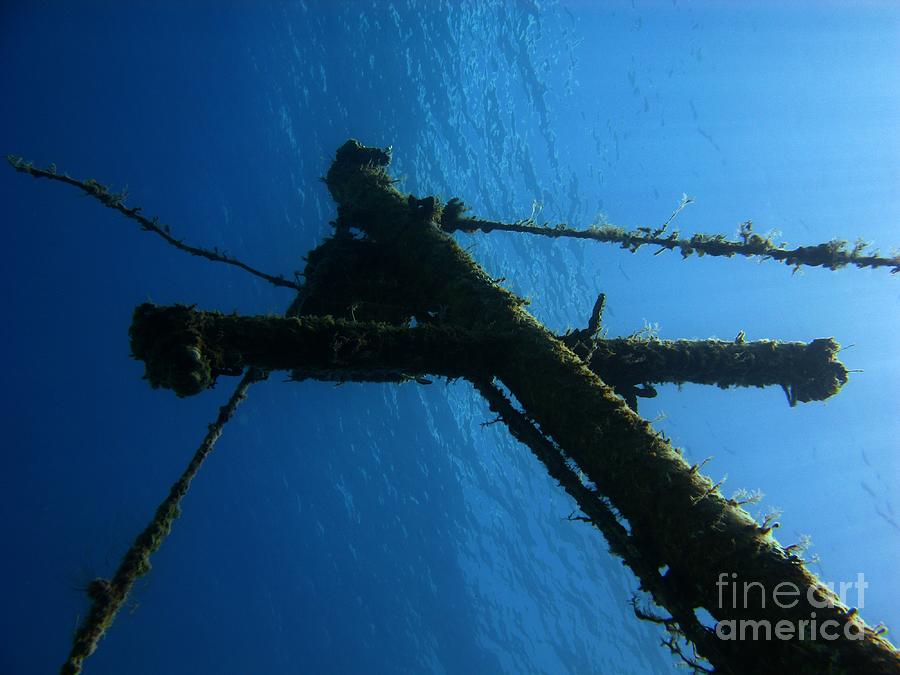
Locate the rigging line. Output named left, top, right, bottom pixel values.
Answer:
left=7, top=156, right=304, bottom=292
left=61, top=368, right=267, bottom=675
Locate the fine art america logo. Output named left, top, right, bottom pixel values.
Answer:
left=715, top=572, right=867, bottom=641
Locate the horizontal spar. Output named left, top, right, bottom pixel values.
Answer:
left=129, top=303, right=509, bottom=397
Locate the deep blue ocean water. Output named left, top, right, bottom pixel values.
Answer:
left=1, top=2, right=898, bottom=673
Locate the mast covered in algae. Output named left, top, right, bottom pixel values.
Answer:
left=128, top=140, right=898, bottom=674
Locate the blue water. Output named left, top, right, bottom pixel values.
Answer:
left=2, top=2, right=897, bottom=673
